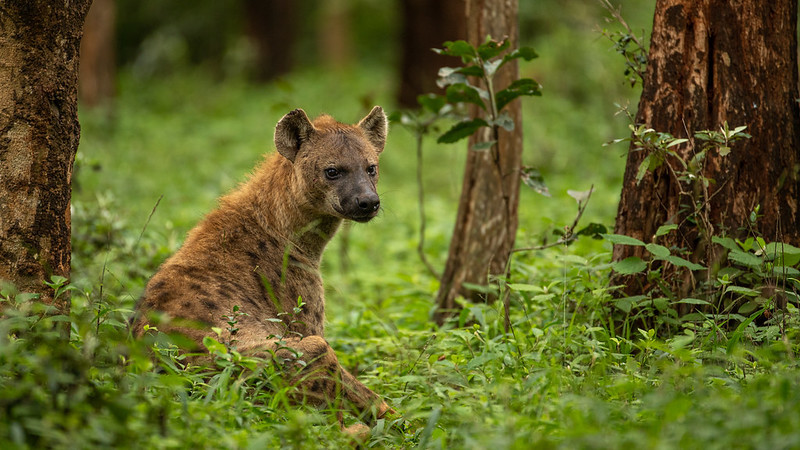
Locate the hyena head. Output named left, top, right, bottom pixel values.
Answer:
left=274, top=106, right=388, bottom=223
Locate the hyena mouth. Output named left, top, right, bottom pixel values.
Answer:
left=340, top=195, right=380, bottom=223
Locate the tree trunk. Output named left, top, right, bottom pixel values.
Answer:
left=0, top=1, right=91, bottom=312
left=434, top=0, right=522, bottom=324
left=243, top=0, right=295, bottom=81
left=318, top=0, right=353, bottom=71
left=613, top=0, right=800, bottom=299
left=79, top=0, right=116, bottom=108
left=396, top=0, right=467, bottom=109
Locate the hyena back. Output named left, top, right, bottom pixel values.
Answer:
left=133, top=106, right=392, bottom=426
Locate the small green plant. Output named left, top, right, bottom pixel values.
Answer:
left=598, top=0, right=648, bottom=87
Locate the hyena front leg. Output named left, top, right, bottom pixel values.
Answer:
left=240, top=336, right=393, bottom=425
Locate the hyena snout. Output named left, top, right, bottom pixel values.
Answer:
left=342, top=188, right=380, bottom=222
left=357, top=192, right=380, bottom=212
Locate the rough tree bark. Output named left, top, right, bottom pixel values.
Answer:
left=79, top=0, right=115, bottom=108
left=396, top=0, right=467, bottom=108
left=0, top=1, right=92, bottom=312
left=435, top=0, right=523, bottom=324
left=613, top=0, right=800, bottom=298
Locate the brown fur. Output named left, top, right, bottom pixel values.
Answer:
left=133, top=106, right=391, bottom=425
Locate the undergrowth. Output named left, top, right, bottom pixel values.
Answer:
left=4, top=2, right=800, bottom=446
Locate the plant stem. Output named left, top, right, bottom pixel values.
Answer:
left=416, top=129, right=441, bottom=279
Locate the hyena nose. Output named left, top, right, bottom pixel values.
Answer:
left=357, top=193, right=380, bottom=212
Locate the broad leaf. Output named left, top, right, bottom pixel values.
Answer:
left=727, top=249, right=763, bottom=268
left=436, top=40, right=476, bottom=60
left=655, top=224, right=678, bottom=237
left=613, top=256, right=647, bottom=274
left=437, top=118, right=489, bottom=144
left=495, top=78, right=542, bottom=111
left=664, top=255, right=705, bottom=270
left=645, top=243, right=671, bottom=259
left=489, top=112, right=515, bottom=131
left=471, top=140, right=496, bottom=152
left=725, top=285, right=760, bottom=297
left=711, top=235, right=739, bottom=252
left=602, top=233, right=645, bottom=246
left=476, top=37, right=511, bottom=61
left=436, top=67, right=468, bottom=88
left=760, top=242, right=800, bottom=266
left=502, top=46, right=539, bottom=66
left=576, top=223, right=608, bottom=239
left=417, top=94, right=447, bottom=113
left=445, top=83, right=486, bottom=110
left=676, top=297, right=712, bottom=306
left=520, top=167, right=550, bottom=197
left=636, top=154, right=652, bottom=184
left=483, top=59, right=503, bottom=78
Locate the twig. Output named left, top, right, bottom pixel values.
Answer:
left=512, top=185, right=594, bottom=253
left=415, top=123, right=441, bottom=279
left=136, top=194, right=163, bottom=249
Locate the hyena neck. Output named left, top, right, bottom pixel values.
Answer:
left=244, top=155, right=341, bottom=263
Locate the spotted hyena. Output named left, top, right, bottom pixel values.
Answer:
left=133, top=106, right=392, bottom=430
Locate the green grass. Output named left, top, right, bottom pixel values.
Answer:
left=3, top=3, right=800, bottom=448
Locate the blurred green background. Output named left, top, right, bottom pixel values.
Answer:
left=74, top=0, right=655, bottom=306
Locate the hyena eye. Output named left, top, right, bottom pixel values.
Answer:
left=324, top=168, right=341, bottom=180
left=367, top=165, right=378, bottom=176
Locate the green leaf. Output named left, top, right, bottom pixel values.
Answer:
left=636, top=154, right=652, bottom=183
left=645, top=243, right=671, bottom=259
left=664, top=255, right=705, bottom=270
left=437, top=118, right=489, bottom=144
left=457, top=65, right=485, bottom=77
left=203, top=337, right=228, bottom=355
left=520, top=167, right=550, bottom=197
left=436, top=40, right=476, bottom=60
left=445, top=83, right=486, bottom=110
left=495, top=78, right=542, bottom=111
left=737, top=301, right=759, bottom=315
left=712, top=235, right=739, bottom=252
left=471, top=140, right=496, bottom=152
left=727, top=249, right=763, bottom=268
left=417, top=94, right=447, bottom=113
left=613, top=257, right=647, bottom=274
left=576, top=223, right=608, bottom=239
left=476, top=37, right=511, bottom=60
left=507, top=283, right=539, bottom=292
left=725, top=285, right=760, bottom=297
left=603, top=234, right=645, bottom=246
left=666, top=138, right=689, bottom=148
left=760, top=242, right=800, bottom=266
left=436, top=67, right=468, bottom=88
left=676, top=298, right=712, bottom=306
left=655, top=224, right=678, bottom=237
left=614, top=295, right=647, bottom=313
left=502, top=46, right=539, bottom=66
left=489, top=112, right=515, bottom=131
left=483, top=59, right=503, bottom=78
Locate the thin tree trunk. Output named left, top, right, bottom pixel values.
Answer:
left=319, top=0, right=353, bottom=71
left=79, top=0, right=116, bottom=108
left=397, top=0, right=467, bottom=109
left=613, top=0, right=800, bottom=299
left=242, top=0, right=295, bottom=81
left=0, top=1, right=92, bottom=312
left=435, top=0, right=522, bottom=324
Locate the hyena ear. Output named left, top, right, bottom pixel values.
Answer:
left=357, top=106, right=388, bottom=153
left=275, top=108, right=316, bottom=163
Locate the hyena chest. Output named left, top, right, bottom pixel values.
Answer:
left=249, top=254, right=326, bottom=338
